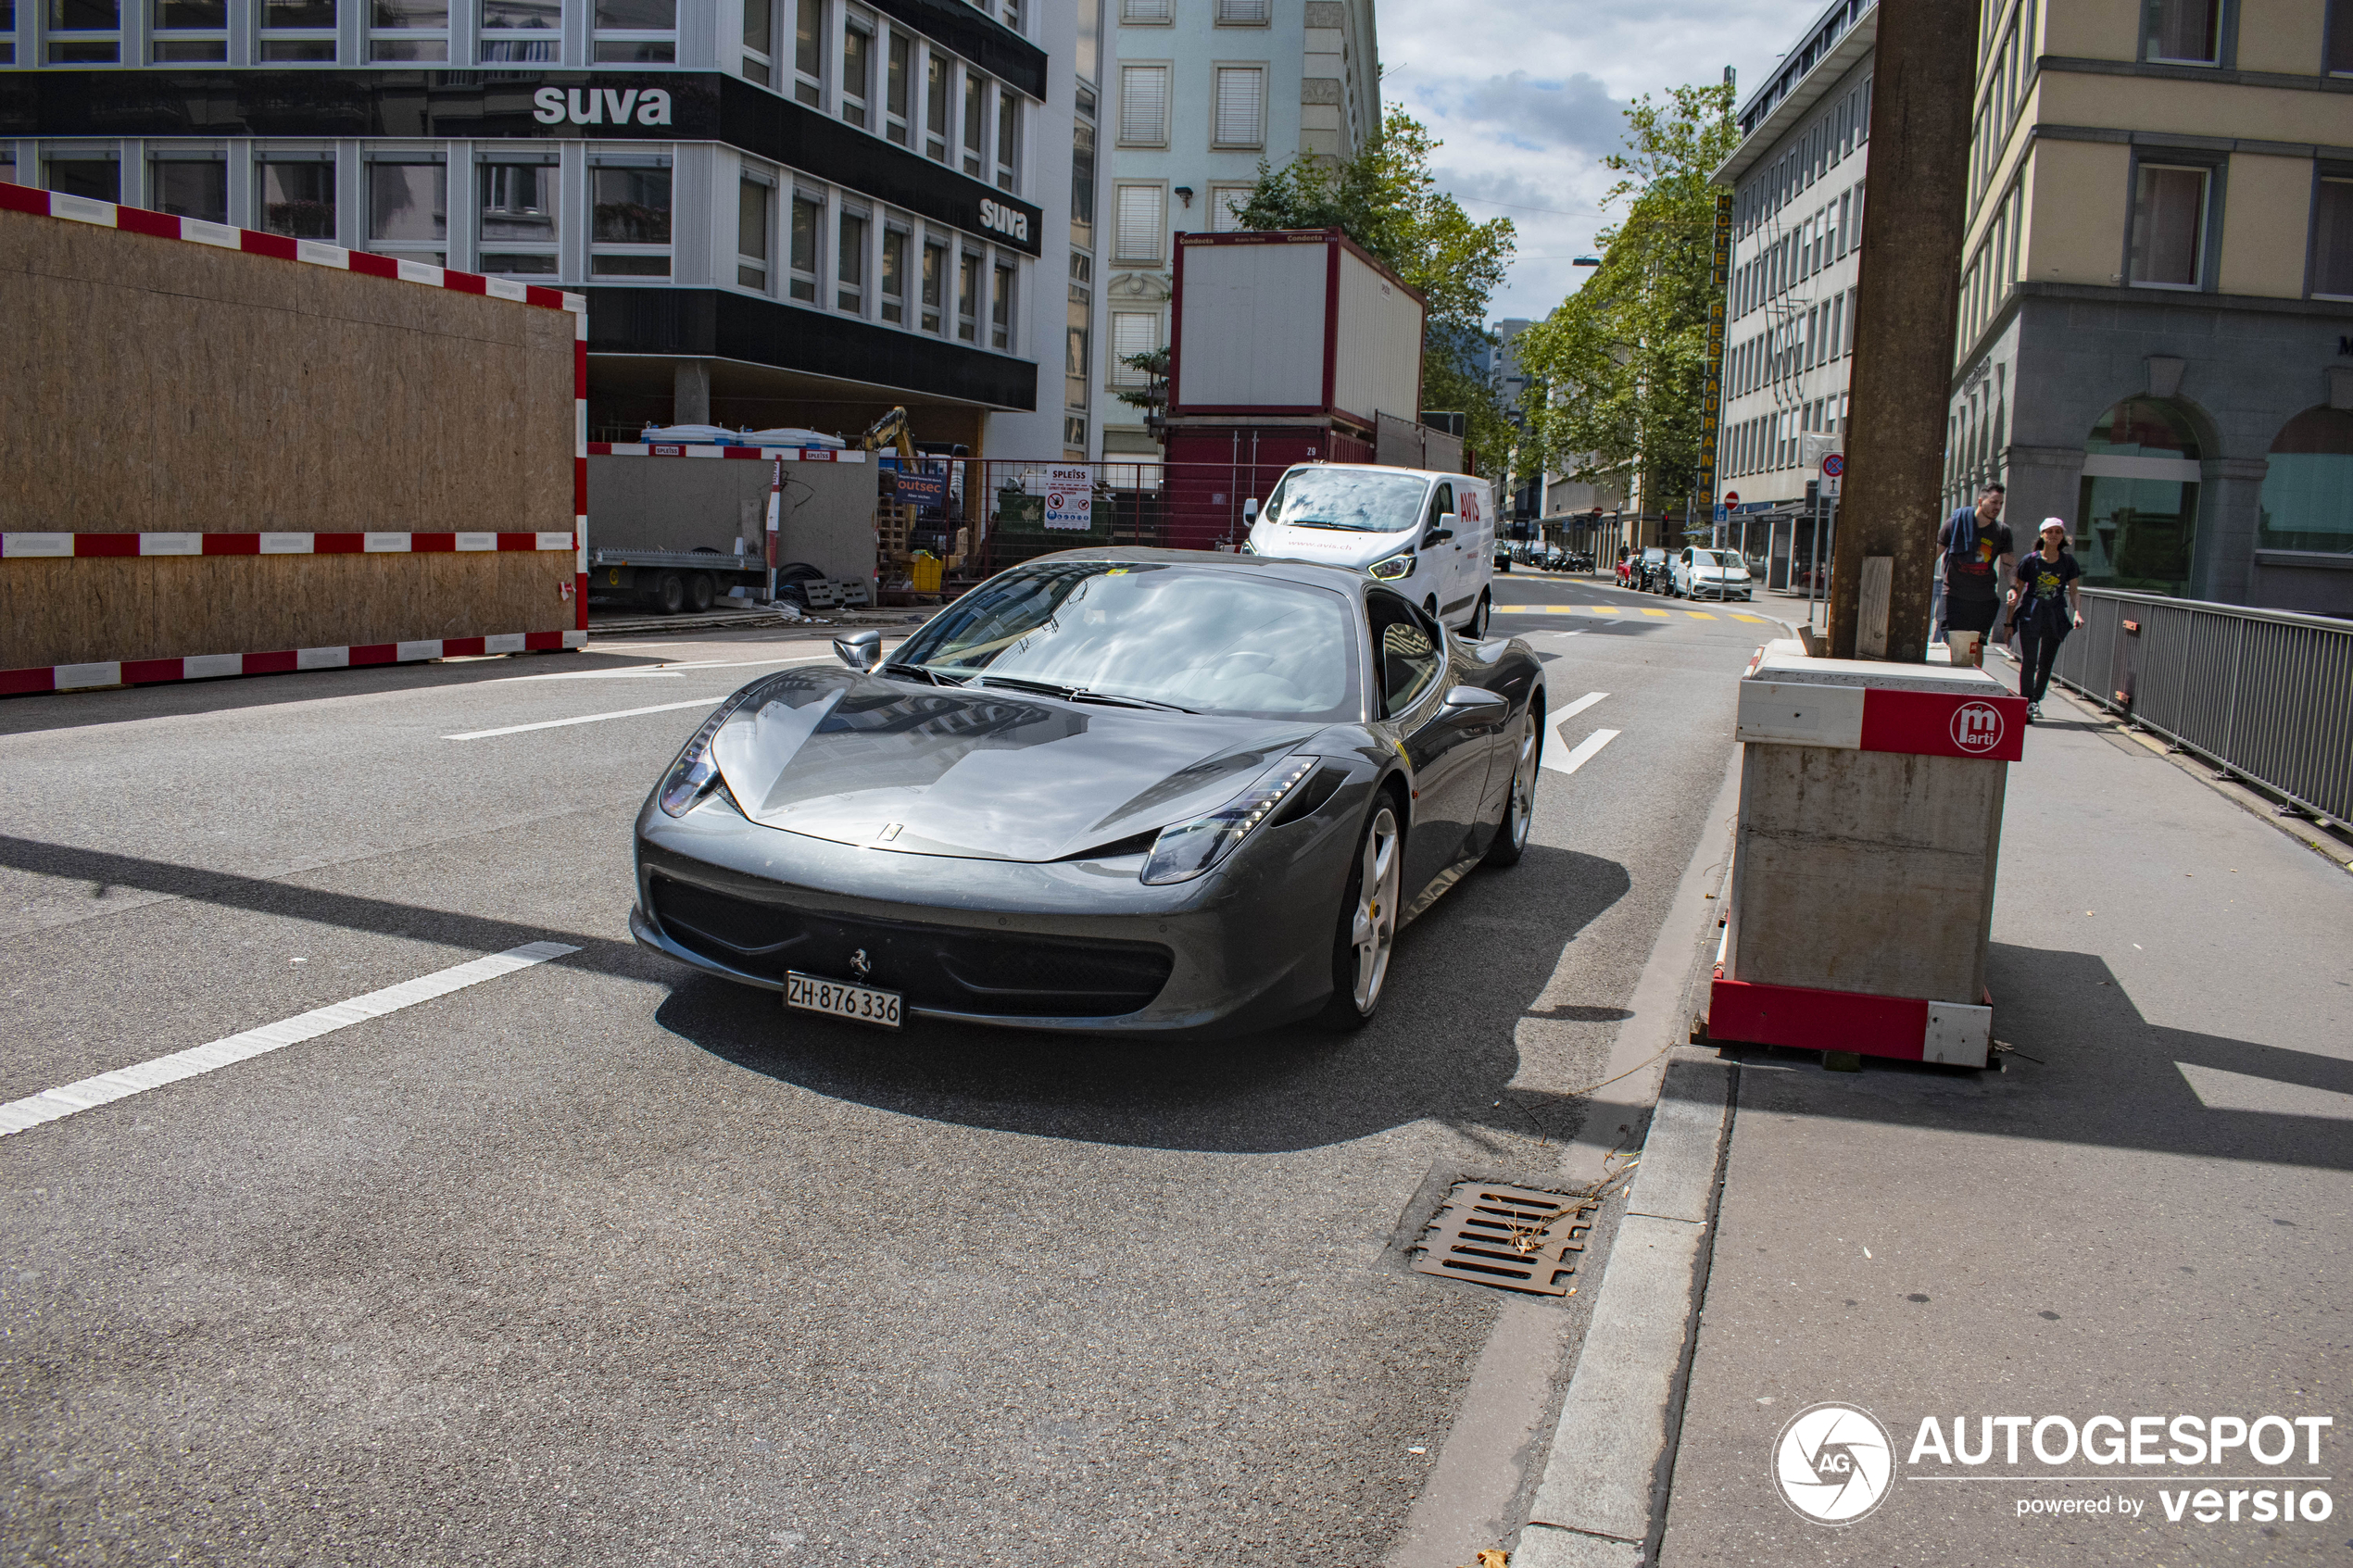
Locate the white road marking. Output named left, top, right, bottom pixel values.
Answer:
left=1544, top=728, right=1620, bottom=776
left=0, top=942, right=579, bottom=1139
left=501, top=651, right=840, bottom=683
left=444, top=696, right=726, bottom=740
left=1551, top=691, right=1608, bottom=722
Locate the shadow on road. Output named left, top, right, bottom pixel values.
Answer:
left=655, top=844, right=1635, bottom=1154
left=1711, top=942, right=2353, bottom=1174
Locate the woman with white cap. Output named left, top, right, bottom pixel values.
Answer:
left=2006, top=517, right=2084, bottom=721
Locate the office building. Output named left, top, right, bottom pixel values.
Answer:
left=1093, top=0, right=1377, bottom=459
left=3, top=0, right=1098, bottom=458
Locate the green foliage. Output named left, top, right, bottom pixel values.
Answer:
left=1234, top=106, right=1517, bottom=478
left=1113, top=345, right=1170, bottom=413
left=1516, top=81, right=1738, bottom=518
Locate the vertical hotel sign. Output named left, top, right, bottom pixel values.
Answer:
left=1701, top=188, right=1732, bottom=508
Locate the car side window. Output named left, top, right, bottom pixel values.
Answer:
left=1425, top=483, right=1453, bottom=539
left=1367, top=590, right=1441, bottom=717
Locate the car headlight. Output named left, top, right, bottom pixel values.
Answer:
left=1367, top=551, right=1416, bottom=582
left=656, top=689, right=760, bottom=816
left=1139, top=754, right=1320, bottom=885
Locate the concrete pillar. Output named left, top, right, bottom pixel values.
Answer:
left=2193, top=456, right=2270, bottom=605
left=1827, top=0, right=1975, bottom=661
left=673, top=359, right=712, bottom=426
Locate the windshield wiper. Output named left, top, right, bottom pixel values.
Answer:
left=879, top=662, right=969, bottom=685
left=971, top=674, right=1196, bottom=713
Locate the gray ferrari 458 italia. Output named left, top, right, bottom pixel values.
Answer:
left=629, top=547, right=1546, bottom=1035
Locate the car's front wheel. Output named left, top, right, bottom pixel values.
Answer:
left=1484, top=702, right=1541, bottom=867
left=1320, top=797, right=1403, bottom=1031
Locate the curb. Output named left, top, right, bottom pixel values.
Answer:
left=1515, top=1050, right=1738, bottom=1567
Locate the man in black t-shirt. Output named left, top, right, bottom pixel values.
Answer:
left=1936, top=483, right=2014, bottom=666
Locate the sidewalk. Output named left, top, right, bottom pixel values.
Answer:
left=1651, top=682, right=2352, bottom=1563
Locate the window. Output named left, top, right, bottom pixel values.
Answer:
left=1066, top=294, right=1089, bottom=408
left=2258, top=407, right=2353, bottom=553
left=45, top=157, right=120, bottom=203
left=794, top=0, right=822, bottom=105
left=258, top=158, right=333, bottom=239
left=881, top=227, right=906, bottom=322
left=1070, top=117, right=1096, bottom=250
left=1215, top=0, right=1267, bottom=20
left=837, top=209, right=866, bottom=311
left=957, top=250, right=979, bottom=341
left=2144, top=0, right=2219, bottom=64
left=368, top=161, right=447, bottom=265
left=258, top=0, right=333, bottom=58
left=921, top=239, right=945, bottom=331
left=1211, top=184, right=1251, bottom=232
left=478, top=0, right=555, bottom=60
left=790, top=194, right=820, bottom=300
left=151, top=158, right=227, bottom=223
left=1369, top=594, right=1441, bottom=716
left=963, top=69, right=987, bottom=176
left=995, top=89, right=1020, bottom=192
left=46, top=0, right=120, bottom=62
left=741, top=0, right=772, bottom=82
left=1110, top=308, right=1158, bottom=385
left=590, top=164, right=672, bottom=277
left=925, top=52, right=950, bottom=160
left=479, top=159, right=558, bottom=275
left=151, top=0, right=227, bottom=62
left=737, top=178, right=771, bottom=290
left=991, top=259, right=1014, bottom=349
left=595, top=0, right=674, bottom=61
left=885, top=33, right=911, bottom=144
left=1114, top=183, right=1164, bottom=262
left=2078, top=397, right=2202, bottom=595
left=370, top=0, right=447, bottom=62
left=2332, top=0, right=2353, bottom=74
left=841, top=19, right=872, bottom=128
left=2312, top=177, right=2353, bottom=297
left=1213, top=68, right=1265, bottom=149
left=1120, top=64, right=1169, bottom=146
left=2129, top=162, right=2208, bottom=288
left=1122, top=0, right=1167, bottom=19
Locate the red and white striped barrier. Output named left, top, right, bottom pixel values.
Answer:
left=1, top=531, right=578, bottom=558
left=0, top=178, right=593, bottom=676
left=0, top=630, right=589, bottom=697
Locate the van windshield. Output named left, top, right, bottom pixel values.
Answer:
left=1260, top=467, right=1430, bottom=533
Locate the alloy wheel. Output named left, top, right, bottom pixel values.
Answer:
left=1350, top=806, right=1402, bottom=1012
left=1510, top=726, right=1537, bottom=852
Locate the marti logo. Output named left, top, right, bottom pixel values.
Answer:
left=1950, top=699, right=2006, bottom=754
left=977, top=199, right=1030, bottom=244
left=532, top=86, right=674, bottom=127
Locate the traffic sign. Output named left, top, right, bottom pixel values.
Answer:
left=1820, top=453, right=1845, bottom=479
left=1724, top=490, right=1740, bottom=506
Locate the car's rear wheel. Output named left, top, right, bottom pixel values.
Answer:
left=1319, top=797, right=1403, bottom=1031
left=1484, top=703, right=1541, bottom=867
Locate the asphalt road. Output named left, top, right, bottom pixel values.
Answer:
left=0, top=571, right=1784, bottom=1567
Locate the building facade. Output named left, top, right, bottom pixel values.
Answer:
left=2, top=0, right=1098, bottom=458
left=1950, top=0, right=2353, bottom=614
left=1093, top=0, right=1376, bottom=459
left=1711, top=0, right=1874, bottom=589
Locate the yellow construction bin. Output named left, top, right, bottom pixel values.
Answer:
left=908, top=554, right=944, bottom=593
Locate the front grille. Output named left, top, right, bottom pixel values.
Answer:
left=648, top=876, right=1174, bottom=1018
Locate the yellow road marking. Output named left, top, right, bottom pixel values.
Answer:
left=1683, top=610, right=1717, bottom=620
left=1641, top=608, right=1669, bottom=617
left=1730, top=613, right=1766, bottom=622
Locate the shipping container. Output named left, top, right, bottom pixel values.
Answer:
left=1167, top=230, right=1425, bottom=430
left=0, top=183, right=583, bottom=695
left=585, top=443, right=878, bottom=613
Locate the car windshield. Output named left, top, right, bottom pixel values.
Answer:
left=888, top=561, right=1360, bottom=721
left=1259, top=467, right=1430, bottom=533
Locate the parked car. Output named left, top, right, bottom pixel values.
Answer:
left=631, top=548, right=1548, bottom=1035
left=1637, top=547, right=1670, bottom=593
left=1670, top=546, right=1755, bottom=601
left=1494, top=539, right=1513, bottom=571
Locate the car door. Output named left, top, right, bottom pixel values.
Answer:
left=1421, top=482, right=1471, bottom=624
left=1368, top=589, right=1494, bottom=898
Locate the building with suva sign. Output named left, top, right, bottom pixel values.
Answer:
left=1, top=0, right=1103, bottom=458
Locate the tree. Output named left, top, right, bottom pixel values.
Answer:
left=1233, top=107, right=1517, bottom=479
left=1515, top=81, right=1737, bottom=526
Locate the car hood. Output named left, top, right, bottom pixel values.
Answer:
left=708, top=666, right=1322, bottom=862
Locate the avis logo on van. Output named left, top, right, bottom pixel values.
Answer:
left=533, top=86, right=674, bottom=126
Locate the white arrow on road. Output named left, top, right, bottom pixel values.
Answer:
left=1541, top=691, right=1619, bottom=775
left=1546, top=728, right=1620, bottom=776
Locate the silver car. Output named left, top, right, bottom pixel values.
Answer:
left=630, top=549, right=1547, bottom=1036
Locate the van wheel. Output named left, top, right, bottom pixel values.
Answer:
left=1467, top=589, right=1491, bottom=637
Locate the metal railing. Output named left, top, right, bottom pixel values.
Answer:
left=2050, top=588, right=2353, bottom=830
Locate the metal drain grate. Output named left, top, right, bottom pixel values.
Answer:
left=1410, top=1181, right=1595, bottom=1296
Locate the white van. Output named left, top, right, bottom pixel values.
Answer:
left=1242, top=464, right=1498, bottom=636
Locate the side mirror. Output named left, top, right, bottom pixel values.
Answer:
left=1425, top=512, right=1458, bottom=546
left=1242, top=497, right=1260, bottom=521
left=833, top=629, right=883, bottom=670
left=1441, top=685, right=1507, bottom=712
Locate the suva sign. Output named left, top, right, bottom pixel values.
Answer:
left=977, top=199, right=1029, bottom=244
left=533, top=86, right=674, bottom=126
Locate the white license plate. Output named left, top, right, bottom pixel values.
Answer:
left=785, top=971, right=903, bottom=1028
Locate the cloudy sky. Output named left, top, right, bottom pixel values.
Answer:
left=1376, top=0, right=1808, bottom=327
